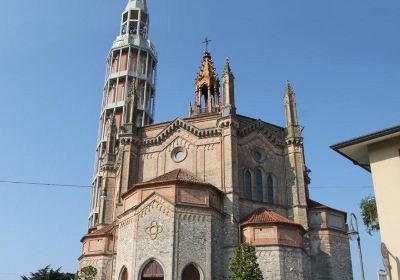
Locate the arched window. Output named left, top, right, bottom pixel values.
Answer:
left=244, top=170, right=252, bottom=200
left=120, top=267, right=128, bottom=280
left=141, top=260, right=164, bottom=280
left=201, top=85, right=208, bottom=111
left=256, top=169, right=263, bottom=202
left=267, top=175, right=274, bottom=204
left=182, top=264, right=201, bottom=280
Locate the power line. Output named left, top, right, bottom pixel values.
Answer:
left=0, top=180, right=91, bottom=188
left=312, top=186, right=372, bottom=189
left=0, top=180, right=373, bottom=190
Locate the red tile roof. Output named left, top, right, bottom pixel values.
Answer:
left=141, top=169, right=211, bottom=186
left=81, top=224, right=115, bottom=241
left=123, top=169, right=223, bottom=199
left=241, top=208, right=302, bottom=228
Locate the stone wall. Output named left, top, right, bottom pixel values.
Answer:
left=134, top=196, right=175, bottom=279
left=309, top=230, right=353, bottom=280
left=79, top=255, right=113, bottom=280
left=256, top=245, right=310, bottom=280
left=175, top=208, right=219, bottom=279
left=115, top=213, right=135, bottom=278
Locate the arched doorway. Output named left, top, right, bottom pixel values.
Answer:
left=120, top=267, right=128, bottom=280
left=141, top=260, right=164, bottom=280
left=182, top=264, right=201, bottom=280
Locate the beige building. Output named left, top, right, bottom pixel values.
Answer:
left=78, top=1, right=354, bottom=279
left=332, top=125, right=400, bottom=280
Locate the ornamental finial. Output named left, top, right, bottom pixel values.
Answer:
left=202, top=37, right=212, bottom=52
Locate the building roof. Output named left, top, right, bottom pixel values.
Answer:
left=81, top=224, right=115, bottom=241
left=122, top=169, right=223, bottom=200
left=241, top=208, right=303, bottom=229
left=308, top=199, right=347, bottom=216
left=145, top=168, right=208, bottom=185
left=331, top=125, right=400, bottom=172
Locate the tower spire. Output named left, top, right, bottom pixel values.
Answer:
left=284, top=80, right=299, bottom=127
left=222, top=58, right=236, bottom=116
left=283, top=81, right=308, bottom=228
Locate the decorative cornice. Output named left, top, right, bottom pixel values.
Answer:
left=285, top=137, right=304, bottom=145
left=239, top=120, right=285, bottom=147
left=120, top=136, right=140, bottom=146
left=141, top=118, right=221, bottom=146
left=217, top=117, right=240, bottom=130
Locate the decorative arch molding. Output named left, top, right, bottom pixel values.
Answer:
left=239, top=119, right=285, bottom=147
left=138, top=259, right=165, bottom=280
left=168, top=136, right=193, bottom=150
left=135, top=193, right=175, bottom=221
left=181, top=263, right=204, bottom=280
left=240, top=136, right=283, bottom=161
left=141, top=118, right=221, bottom=146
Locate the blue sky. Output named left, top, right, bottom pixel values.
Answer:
left=0, top=0, right=398, bottom=279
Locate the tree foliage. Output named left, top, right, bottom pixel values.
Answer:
left=21, top=265, right=74, bottom=280
left=76, top=266, right=97, bottom=280
left=228, top=243, right=263, bottom=280
left=360, top=196, right=380, bottom=235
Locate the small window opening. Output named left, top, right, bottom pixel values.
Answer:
left=123, top=12, right=128, bottom=22
left=130, top=10, right=139, bottom=20
left=245, top=170, right=252, bottom=200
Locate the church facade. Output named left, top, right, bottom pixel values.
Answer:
left=79, top=1, right=353, bottom=279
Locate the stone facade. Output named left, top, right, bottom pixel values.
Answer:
left=78, top=1, right=353, bottom=279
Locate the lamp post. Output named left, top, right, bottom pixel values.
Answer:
left=348, top=213, right=366, bottom=280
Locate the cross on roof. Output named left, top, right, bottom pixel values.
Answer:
left=202, top=37, right=212, bottom=52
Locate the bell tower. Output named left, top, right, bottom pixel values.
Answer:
left=190, top=51, right=221, bottom=116
left=88, top=0, right=157, bottom=228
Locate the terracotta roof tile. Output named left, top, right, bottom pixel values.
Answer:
left=241, top=208, right=301, bottom=227
left=84, top=224, right=115, bottom=239
left=144, top=169, right=208, bottom=185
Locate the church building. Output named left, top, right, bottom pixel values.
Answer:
left=79, top=1, right=353, bottom=279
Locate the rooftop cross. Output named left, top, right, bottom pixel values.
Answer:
left=202, top=37, right=212, bottom=52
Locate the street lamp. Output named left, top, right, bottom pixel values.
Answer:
left=348, top=213, right=366, bottom=280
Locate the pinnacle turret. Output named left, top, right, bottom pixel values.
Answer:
left=223, top=58, right=232, bottom=75
left=284, top=80, right=299, bottom=127
left=222, top=58, right=236, bottom=116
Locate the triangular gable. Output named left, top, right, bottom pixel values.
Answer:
left=239, top=119, right=285, bottom=147
left=134, top=192, right=175, bottom=221
left=141, top=118, right=221, bottom=146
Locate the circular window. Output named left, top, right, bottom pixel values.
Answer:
left=172, top=147, right=187, bottom=163
left=253, top=151, right=263, bottom=162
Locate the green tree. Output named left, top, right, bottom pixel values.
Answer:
left=76, top=266, right=97, bottom=280
left=360, top=195, right=380, bottom=235
left=21, top=265, right=74, bottom=280
left=228, top=243, right=263, bottom=280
